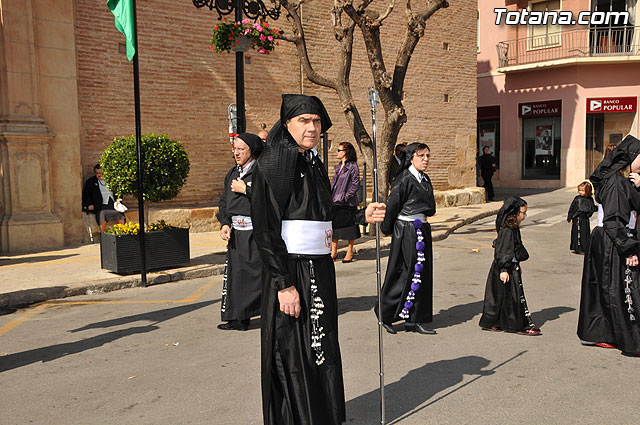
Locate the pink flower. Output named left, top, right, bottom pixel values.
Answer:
left=260, top=34, right=266, bottom=41
left=242, top=18, right=250, bottom=24
left=258, top=48, right=266, bottom=54
left=253, top=23, right=263, bottom=32
left=267, top=35, right=273, bottom=41
left=244, top=29, right=251, bottom=35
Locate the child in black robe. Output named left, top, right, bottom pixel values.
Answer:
left=567, top=181, right=597, bottom=254
left=479, top=197, right=541, bottom=335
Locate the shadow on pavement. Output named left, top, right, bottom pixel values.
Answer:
left=189, top=252, right=227, bottom=266
left=0, top=325, right=159, bottom=373
left=0, top=254, right=78, bottom=266
left=69, top=300, right=216, bottom=332
left=532, top=305, right=575, bottom=329
left=346, top=355, right=495, bottom=424
left=338, top=295, right=377, bottom=317
left=432, top=300, right=484, bottom=329
left=1, top=301, right=215, bottom=373
left=0, top=287, right=70, bottom=310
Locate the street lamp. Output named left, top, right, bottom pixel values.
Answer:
left=193, top=0, right=282, bottom=134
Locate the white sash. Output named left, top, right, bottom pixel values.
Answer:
left=232, top=215, right=253, bottom=231
left=281, top=220, right=332, bottom=255
left=397, top=213, right=428, bottom=223
left=596, top=206, right=637, bottom=229
left=597, top=204, right=603, bottom=227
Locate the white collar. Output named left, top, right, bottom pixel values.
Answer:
left=239, top=159, right=255, bottom=177
left=409, top=165, right=424, bottom=182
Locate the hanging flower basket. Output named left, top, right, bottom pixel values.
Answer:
left=210, top=19, right=280, bottom=54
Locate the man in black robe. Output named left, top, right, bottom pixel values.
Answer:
left=479, top=146, right=496, bottom=201
left=217, top=133, right=264, bottom=331
left=251, top=94, right=385, bottom=425
left=387, top=143, right=406, bottom=185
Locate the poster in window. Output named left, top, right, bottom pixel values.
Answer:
left=535, top=125, right=553, bottom=156
left=479, top=129, right=495, bottom=153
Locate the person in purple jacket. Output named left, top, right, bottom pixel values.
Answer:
left=330, top=142, right=361, bottom=262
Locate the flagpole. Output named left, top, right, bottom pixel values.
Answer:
left=368, top=87, right=385, bottom=425
left=131, top=0, right=147, bottom=286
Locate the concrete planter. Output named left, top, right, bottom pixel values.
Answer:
left=100, top=228, right=190, bottom=274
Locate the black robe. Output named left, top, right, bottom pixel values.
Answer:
left=378, top=168, right=436, bottom=324
left=567, top=195, right=596, bottom=254
left=479, top=226, right=535, bottom=332
left=251, top=152, right=345, bottom=425
left=216, top=165, right=262, bottom=322
left=578, top=174, right=640, bottom=353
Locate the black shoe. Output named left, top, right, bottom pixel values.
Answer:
left=381, top=323, right=397, bottom=334
left=217, top=320, right=249, bottom=331
left=405, top=323, right=437, bottom=335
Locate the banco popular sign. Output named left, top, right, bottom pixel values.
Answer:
left=587, top=97, right=637, bottom=114
left=518, top=100, right=562, bottom=117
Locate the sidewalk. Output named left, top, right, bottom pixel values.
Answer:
left=0, top=200, right=504, bottom=310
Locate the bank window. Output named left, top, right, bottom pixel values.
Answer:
left=528, top=0, right=561, bottom=49
left=522, top=115, right=561, bottom=179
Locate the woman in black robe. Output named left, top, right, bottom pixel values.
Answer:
left=578, top=135, right=640, bottom=355
left=216, top=133, right=264, bottom=331
left=479, top=196, right=541, bottom=335
left=566, top=181, right=597, bottom=254
left=377, top=143, right=437, bottom=335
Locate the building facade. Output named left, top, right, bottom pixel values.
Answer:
left=0, top=0, right=477, bottom=253
left=478, top=0, right=640, bottom=188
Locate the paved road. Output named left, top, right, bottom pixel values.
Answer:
left=1, top=189, right=638, bottom=424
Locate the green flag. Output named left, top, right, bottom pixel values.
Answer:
left=107, top=0, right=135, bottom=61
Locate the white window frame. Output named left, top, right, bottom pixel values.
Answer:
left=527, top=0, right=562, bottom=50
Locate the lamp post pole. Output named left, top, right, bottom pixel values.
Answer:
left=193, top=0, right=281, bottom=135
left=234, top=0, right=246, bottom=133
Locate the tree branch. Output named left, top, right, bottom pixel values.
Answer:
left=279, top=0, right=337, bottom=90
left=376, top=0, right=396, bottom=25
left=392, top=0, right=449, bottom=95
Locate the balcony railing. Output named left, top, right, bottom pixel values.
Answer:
left=497, top=26, right=640, bottom=68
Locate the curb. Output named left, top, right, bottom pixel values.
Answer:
left=1, top=208, right=500, bottom=310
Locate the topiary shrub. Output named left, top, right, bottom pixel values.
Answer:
left=100, top=133, right=190, bottom=203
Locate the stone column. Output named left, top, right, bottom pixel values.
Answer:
left=0, top=0, right=64, bottom=252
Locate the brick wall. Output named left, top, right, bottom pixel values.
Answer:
left=75, top=0, right=477, bottom=205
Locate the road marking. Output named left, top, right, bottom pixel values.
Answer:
left=0, top=304, right=47, bottom=337
left=0, top=279, right=219, bottom=338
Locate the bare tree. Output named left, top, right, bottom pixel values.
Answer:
left=276, top=0, right=450, bottom=199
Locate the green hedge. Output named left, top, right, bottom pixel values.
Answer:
left=100, top=133, right=190, bottom=203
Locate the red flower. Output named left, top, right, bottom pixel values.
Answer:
left=263, top=22, right=269, bottom=28
left=214, top=25, right=218, bottom=30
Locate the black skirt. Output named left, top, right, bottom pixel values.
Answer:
left=332, top=205, right=361, bottom=241
left=570, top=216, right=591, bottom=254
left=220, top=229, right=262, bottom=321
left=377, top=220, right=433, bottom=324
left=578, top=227, right=640, bottom=352
left=262, top=254, right=346, bottom=425
left=479, top=262, right=535, bottom=332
